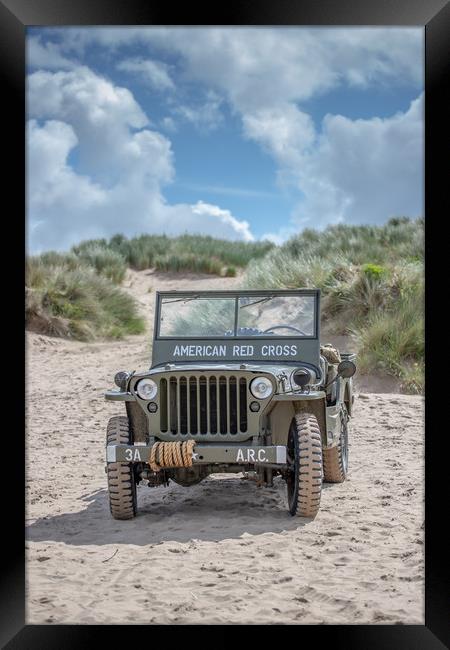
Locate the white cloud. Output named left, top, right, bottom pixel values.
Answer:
left=191, top=201, right=254, bottom=241
left=27, top=119, right=105, bottom=210
left=242, top=104, right=316, bottom=168
left=260, top=226, right=299, bottom=245
left=160, top=116, right=177, bottom=133
left=37, top=27, right=423, bottom=112
left=241, top=93, right=424, bottom=241
left=27, top=67, right=150, bottom=181
left=180, top=183, right=277, bottom=199
left=290, top=93, right=424, bottom=229
left=27, top=29, right=423, bottom=248
left=27, top=35, right=77, bottom=70
left=116, top=57, right=175, bottom=91
left=26, top=66, right=254, bottom=252
left=171, top=91, right=224, bottom=133
left=318, top=28, right=423, bottom=90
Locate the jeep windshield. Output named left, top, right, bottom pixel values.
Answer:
left=157, top=291, right=317, bottom=339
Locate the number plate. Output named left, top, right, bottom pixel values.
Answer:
left=107, top=444, right=286, bottom=465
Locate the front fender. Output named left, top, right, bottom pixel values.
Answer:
left=343, top=378, right=354, bottom=416
left=268, top=393, right=327, bottom=447
left=104, top=390, right=134, bottom=402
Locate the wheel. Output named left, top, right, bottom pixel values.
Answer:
left=323, top=404, right=349, bottom=483
left=106, top=416, right=137, bottom=520
left=286, top=412, right=323, bottom=517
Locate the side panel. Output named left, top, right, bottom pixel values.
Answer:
left=336, top=376, right=353, bottom=415
left=344, top=378, right=354, bottom=416
left=325, top=403, right=341, bottom=448
left=126, top=401, right=148, bottom=443
left=269, top=401, right=295, bottom=446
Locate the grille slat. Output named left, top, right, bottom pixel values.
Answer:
left=189, top=378, right=197, bottom=433
left=226, top=377, right=230, bottom=434
left=206, top=376, right=211, bottom=434
left=240, top=378, right=248, bottom=433
left=170, top=377, right=177, bottom=434
left=216, top=377, right=220, bottom=435
left=160, top=374, right=248, bottom=436
left=176, top=380, right=181, bottom=435
left=160, top=378, right=168, bottom=431
left=219, top=376, right=227, bottom=433
left=197, top=377, right=201, bottom=433
left=186, top=377, right=191, bottom=435
left=236, top=377, right=241, bottom=433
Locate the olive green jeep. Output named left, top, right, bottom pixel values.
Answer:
left=105, top=289, right=356, bottom=519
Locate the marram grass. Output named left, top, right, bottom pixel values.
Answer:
left=26, top=257, right=145, bottom=341
left=26, top=219, right=424, bottom=392
left=243, top=217, right=424, bottom=393
left=72, top=233, right=273, bottom=273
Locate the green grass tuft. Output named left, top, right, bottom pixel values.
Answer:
left=26, top=259, right=145, bottom=341
left=71, top=244, right=127, bottom=284
left=26, top=218, right=424, bottom=391
left=243, top=217, right=424, bottom=393
left=361, top=263, right=387, bottom=280
left=98, top=233, right=273, bottom=273
left=153, top=253, right=223, bottom=275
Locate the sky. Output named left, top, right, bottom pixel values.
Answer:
left=26, top=27, right=424, bottom=253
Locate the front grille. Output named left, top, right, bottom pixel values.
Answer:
left=159, top=375, right=248, bottom=435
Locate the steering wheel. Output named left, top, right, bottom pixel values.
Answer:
left=262, top=324, right=307, bottom=335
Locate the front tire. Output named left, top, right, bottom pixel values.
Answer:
left=286, top=412, right=323, bottom=518
left=106, top=416, right=137, bottom=520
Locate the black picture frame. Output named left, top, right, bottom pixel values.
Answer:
left=5, top=0, right=449, bottom=646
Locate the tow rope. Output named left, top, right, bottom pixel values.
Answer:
left=148, top=440, right=196, bottom=472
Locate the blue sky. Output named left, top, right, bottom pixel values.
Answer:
left=26, top=27, right=424, bottom=252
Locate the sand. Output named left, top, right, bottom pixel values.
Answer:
left=26, top=269, right=424, bottom=624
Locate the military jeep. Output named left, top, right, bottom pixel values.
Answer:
left=105, top=289, right=356, bottom=519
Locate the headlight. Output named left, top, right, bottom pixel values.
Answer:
left=114, top=371, right=129, bottom=389
left=250, top=376, right=273, bottom=400
left=136, top=378, right=158, bottom=400
left=292, top=368, right=311, bottom=387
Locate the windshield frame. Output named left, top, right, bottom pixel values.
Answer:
left=154, top=289, right=320, bottom=341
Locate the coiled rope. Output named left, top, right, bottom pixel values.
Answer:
left=148, top=440, right=196, bottom=472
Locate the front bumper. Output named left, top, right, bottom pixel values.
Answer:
left=106, top=443, right=287, bottom=467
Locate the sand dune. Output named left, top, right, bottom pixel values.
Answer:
left=26, top=269, right=424, bottom=624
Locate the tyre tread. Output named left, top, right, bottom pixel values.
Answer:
left=291, top=412, right=323, bottom=518
left=106, top=416, right=137, bottom=520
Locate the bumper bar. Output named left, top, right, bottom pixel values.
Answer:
left=106, top=444, right=287, bottom=466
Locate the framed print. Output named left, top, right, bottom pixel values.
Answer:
left=3, top=0, right=448, bottom=646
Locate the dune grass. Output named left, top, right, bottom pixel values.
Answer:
left=282, top=217, right=423, bottom=265
left=72, top=233, right=273, bottom=274
left=70, top=244, right=127, bottom=284
left=26, top=255, right=145, bottom=341
left=243, top=217, right=424, bottom=393
left=153, top=253, right=223, bottom=275
left=353, top=293, right=424, bottom=394
left=25, top=233, right=271, bottom=341
left=26, top=219, right=424, bottom=392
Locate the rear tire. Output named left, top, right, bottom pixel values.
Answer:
left=323, top=404, right=349, bottom=483
left=286, top=412, right=323, bottom=518
left=106, top=416, right=137, bottom=520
